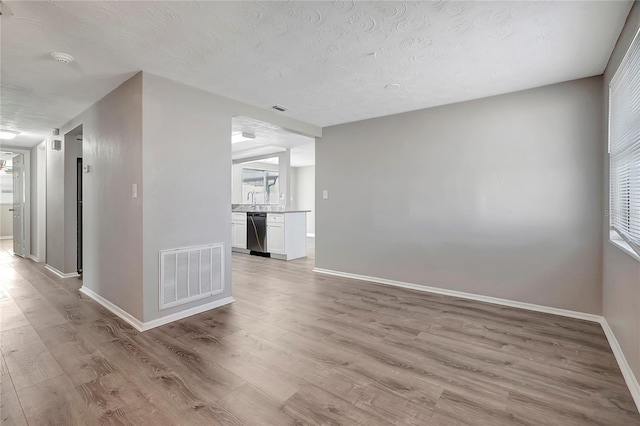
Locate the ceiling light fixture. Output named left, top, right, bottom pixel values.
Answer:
left=0, top=130, right=19, bottom=140
left=385, top=83, right=401, bottom=90
left=51, top=52, right=74, bottom=64
left=232, top=131, right=256, bottom=144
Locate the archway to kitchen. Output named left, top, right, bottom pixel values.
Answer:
left=230, top=115, right=316, bottom=266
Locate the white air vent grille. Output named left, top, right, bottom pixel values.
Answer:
left=159, top=243, right=224, bottom=310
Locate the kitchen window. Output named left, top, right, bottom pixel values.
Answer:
left=609, top=27, right=640, bottom=259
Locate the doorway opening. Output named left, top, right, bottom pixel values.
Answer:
left=66, top=125, right=84, bottom=274
left=0, top=150, right=29, bottom=257
left=230, top=115, right=316, bottom=262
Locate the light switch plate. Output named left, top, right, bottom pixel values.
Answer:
left=322, top=190, right=328, bottom=199
left=132, top=184, right=138, bottom=199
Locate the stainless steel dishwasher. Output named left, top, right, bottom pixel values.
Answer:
left=247, top=212, right=268, bottom=256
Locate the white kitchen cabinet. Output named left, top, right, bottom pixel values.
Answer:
left=231, top=213, right=247, bottom=250
left=266, top=212, right=307, bottom=260
left=266, top=222, right=285, bottom=254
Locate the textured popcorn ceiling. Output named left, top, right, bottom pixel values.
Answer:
left=0, top=1, right=633, bottom=148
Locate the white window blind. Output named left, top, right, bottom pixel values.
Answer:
left=610, top=27, right=640, bottom=255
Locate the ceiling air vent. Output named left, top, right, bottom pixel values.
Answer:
left=272, top=104, right=288, bottom=112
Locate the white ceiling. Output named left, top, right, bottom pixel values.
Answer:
left=232, top=115, right=315, bottom=167
left=0, top=1, right=633, bottom=148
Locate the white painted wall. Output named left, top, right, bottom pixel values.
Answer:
left=602, top=2, right=640, bottom=382
left=293, top=165, right=315, bottom=235
left=317, top=77, right=603, bottom=314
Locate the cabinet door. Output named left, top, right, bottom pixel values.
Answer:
left=232, top=222, right=247, bottom=249
left=267, top=224, right=285, bottom=254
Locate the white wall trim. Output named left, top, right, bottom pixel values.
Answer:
left=45, top=264, right=79, bottom=279
left=307, top=233, right=316, bottom=238
left=79, top=286, right=145, bottom=331
left=80, top=285, right=234, bottom=332
left=0, top=236, right=12, bottom=240
left=29, top=254, right=41, bottom=263
left=312, top=268, right=602, bottom=323
left=600, top=319, right=640, bottom=412
left=143, top=296, right=235, bottom=331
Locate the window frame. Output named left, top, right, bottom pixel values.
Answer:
left=608, top=26, right=640, bottom=260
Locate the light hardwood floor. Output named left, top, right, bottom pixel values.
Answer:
left=1, top=241, right=639, bottom=425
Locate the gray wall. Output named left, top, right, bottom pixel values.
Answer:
left=603, top=2, right=640, bottom=382
left=56, top=72, right=144, bottom=319
left=49, top=71, right=320, bottom=325
left=29, top=141, right=47, bottom=261
left=141, top=73, right=320, bottom=322
left=317, top=77, right=603, bottom=314
left=46, top=135, right=66, bottom=270
left=293, top=165, right=315, bottom=235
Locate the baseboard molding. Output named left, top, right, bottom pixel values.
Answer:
left=0, top=236, right=12, bottom=240
left=79, top=285, right=234, bottom=332
left=600, top=319, right=640, bottom=411
left=79, top=286, right=145, bottom=331
left=144, top=297, right=235, bottom=331
left=312, top=268, right=602, bottom=323
left=29, top=254, right=41, bottom=263
left=45, top=264, right=79, bottom=279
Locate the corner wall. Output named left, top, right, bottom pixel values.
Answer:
left=141, top=72, right=320, bottom=323
left=317, top=77, right=603, bottom=314
left=56, top=72, right=144, bottom=320
left=603, top=2, right=640, bottom=383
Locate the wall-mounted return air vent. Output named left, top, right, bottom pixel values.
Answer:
left=272, top=104, right=288, bottom=112
left=159, top=243, right=224, bottom=310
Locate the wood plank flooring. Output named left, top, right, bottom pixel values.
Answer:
left=1, top=240, right=638, bottom=425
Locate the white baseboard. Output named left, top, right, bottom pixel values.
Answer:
left=307, top=233, right=316, bottom=238
left=0, top=236, right=12, bottom=240
left=29, top=254, right=41, bottom=263
left=143, top=297, right=235, bottom=331
left=600, top=319, right=640, bottom=411
left=79, top=285, right=234, bottom=332
left=45, top=264, right=79, bottom=279
left=312, top=268, right=602, bottom=323
left=79, top=286, right=145, bottom=331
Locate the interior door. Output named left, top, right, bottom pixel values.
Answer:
left=12, top=154, right=25, bottom=257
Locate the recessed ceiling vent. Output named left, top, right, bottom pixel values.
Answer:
left=272, top=104, right=288, bottom=112
left=51, top=52, right=74, bottom=64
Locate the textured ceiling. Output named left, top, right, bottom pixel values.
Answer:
left=0, top=1, right=633, bottom=148
left=232, top=115, right=315, bottom=167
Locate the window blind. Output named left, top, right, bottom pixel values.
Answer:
left=610, top=27, right=640, bottom=255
